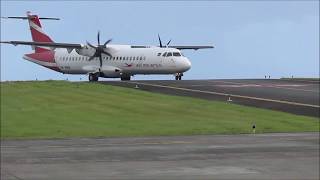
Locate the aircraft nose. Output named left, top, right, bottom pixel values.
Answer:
left=183, top=58, right=191, bottom=71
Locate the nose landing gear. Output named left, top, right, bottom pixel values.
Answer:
left=175, top=73, right=183, bottom=80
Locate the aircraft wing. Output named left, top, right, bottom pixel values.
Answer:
left=0, top=41, right=83, bottom=49
left=168, top=45, right=214, bottom=50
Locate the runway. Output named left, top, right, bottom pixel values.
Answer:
left=101, top=79, right=320, bottom=117
left=1, top=133, right=319, bottom=180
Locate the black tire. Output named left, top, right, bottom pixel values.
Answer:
left=89, top=74, right=98, bottom=82
left=178, top=76, right=182, bottom=80
left=89, top=74, right=94, bottom=82
left=175, top=76, right=178, bottom=80
left=121, top=76, right=131, bottom=81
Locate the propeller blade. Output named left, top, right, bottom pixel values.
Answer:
left=166, top=39, right=171, bottom=46
left=87, top=41, right=97, bottom=49
left=88, top=55, right=95, bottom=61
left=158, top=34, right=162, bottom=48
left=103, top=39, right=112, bottom=47
left=101, top=50, right=112, bottom=57
left=97, top=31, right=100, bottom=45
left=99, top=54, right=102, bottom=67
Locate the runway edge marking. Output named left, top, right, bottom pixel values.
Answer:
left=212, top=80, right=319, bottom=93
left=128, top=81, right=320, bottom=108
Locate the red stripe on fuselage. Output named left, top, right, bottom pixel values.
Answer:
left=35, top=47, right=51, bottom=53
left=25, top=51, right=61, bottom=72
left=46, top=66, right=61, bottom=72
left=25, top=51, right=55, bottom=63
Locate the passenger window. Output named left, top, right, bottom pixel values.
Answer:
left=173, top=52, right=181, bottom=57
left=130, top=57, right=132, bottom=60
left=162, top=52, right=167, bottom=57
left=166, top=52, right=172, bottom=57
left=116, top=57, right=118, bottom=60
left=133, top=57, right=135, bottom=60
left=120, top=57, right=122, bottom=60
left=140, top=57, right=142, bottom=60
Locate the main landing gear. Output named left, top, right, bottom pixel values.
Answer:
left=175, top=73, right=183, bottom=80
left=120, top=75, right=131, bottom=81
left=89, top=73, right=99, bottom=82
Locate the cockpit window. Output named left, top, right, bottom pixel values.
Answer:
left=173, top=52, right=181, bottom=57
left=162, top=52, right=167, bottom=57
left=157, top=53, right=161, bottom=56
left=166, top=52, right=172, bottom=57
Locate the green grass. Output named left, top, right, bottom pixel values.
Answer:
left=1, top=80, right=319, bottom=139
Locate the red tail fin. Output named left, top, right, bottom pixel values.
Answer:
left=26, top=11, right=54, bottom=53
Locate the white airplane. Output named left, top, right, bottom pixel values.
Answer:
left=1, top=12, right=213, bottom=81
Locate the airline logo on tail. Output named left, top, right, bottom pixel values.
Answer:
left=26, top=11, right=54, bottom=53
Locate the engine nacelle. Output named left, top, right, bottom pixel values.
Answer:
left=75, top=46, right=96, bottom=57
left=100, top=66, right=122, bottom=78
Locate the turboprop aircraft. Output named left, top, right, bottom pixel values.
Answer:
left=1, top=12, right=213, bottom=81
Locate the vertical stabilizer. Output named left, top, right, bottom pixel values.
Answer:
left=26, top=11, right=54, bottom=53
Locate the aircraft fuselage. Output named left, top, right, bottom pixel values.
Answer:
left=23, top=45, right=192, bottom=79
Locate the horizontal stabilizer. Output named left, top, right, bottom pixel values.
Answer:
left=1, top=16, right=60, bottom=20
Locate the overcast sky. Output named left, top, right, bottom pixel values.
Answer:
left=1, top=1, right=319, bottom=81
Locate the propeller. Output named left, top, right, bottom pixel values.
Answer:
left=158, top=34, right=163, bottom=48
left=158, top=34, right=171, bottom=48
left=87, top=31, right=112, bottom=69
left=166, top=39, right=171, bottom=46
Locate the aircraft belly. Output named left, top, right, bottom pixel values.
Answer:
left=56, top=60, right=88, bottom=74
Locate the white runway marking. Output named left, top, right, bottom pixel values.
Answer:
left=128, top=81, right=320, bottom=108
left=211, top=80, right=319, bottom=93
left=215, top=84, right=261, bottom=88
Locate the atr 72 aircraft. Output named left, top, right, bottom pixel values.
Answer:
left=1, top=12, right=213, bottom=81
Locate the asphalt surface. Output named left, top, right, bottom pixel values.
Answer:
left=1, top=133, right=319, bottom=180
left=101, top=79, right=320, bottom=117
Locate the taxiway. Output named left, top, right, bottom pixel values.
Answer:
left=1, top=133, right=319, bottom=180
left=102, top=79, right=319, bottom=117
